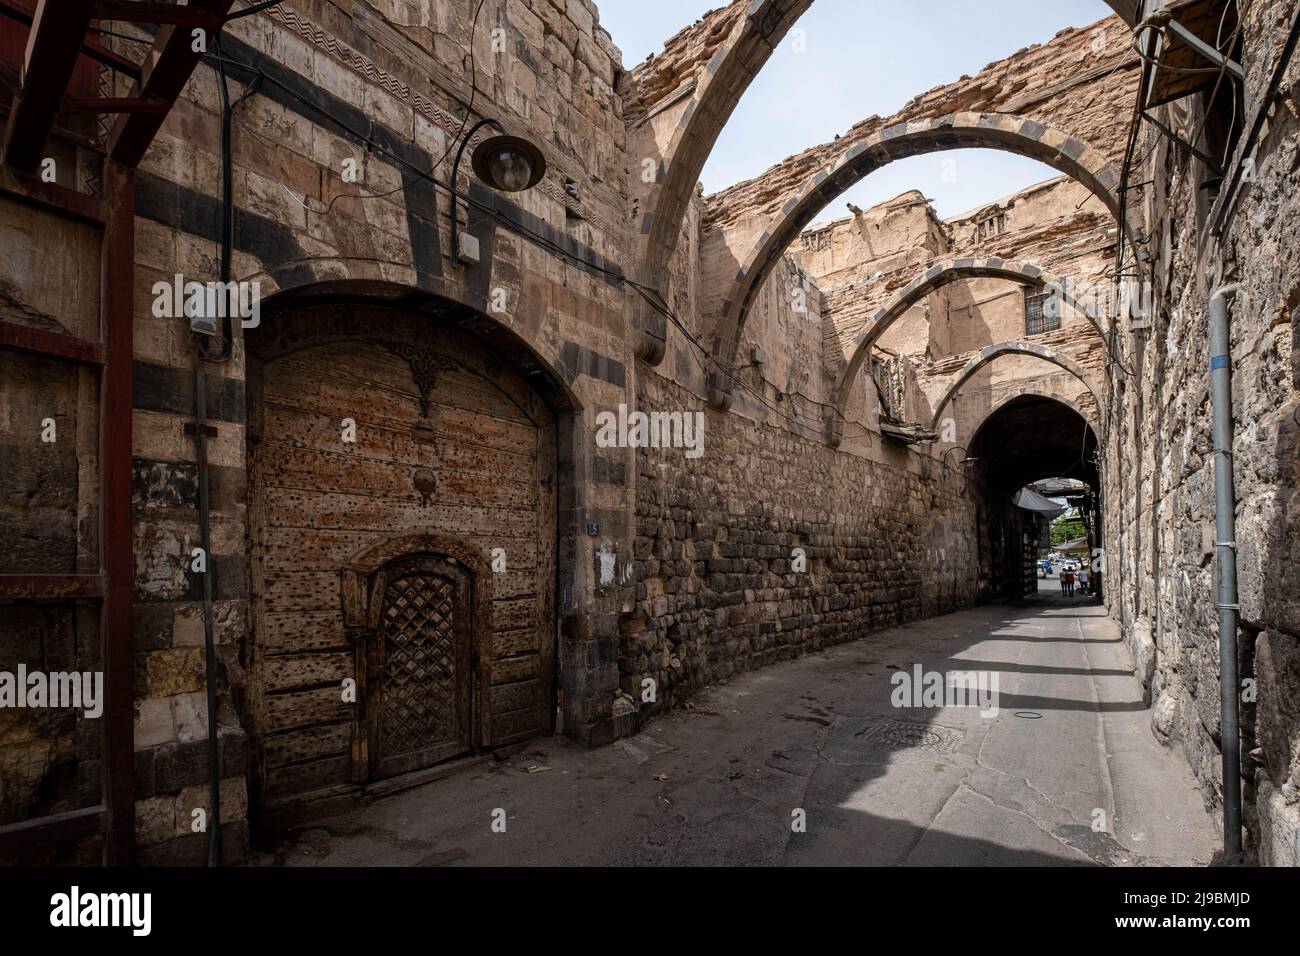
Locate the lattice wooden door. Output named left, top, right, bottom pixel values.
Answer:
left=369, top=555, right=473, bottom=779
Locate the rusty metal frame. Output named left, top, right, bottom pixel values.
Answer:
left=93, top=1, right=227, bottom=28
left=0, top=1, right=227, bottom=866
left=107, top=1, right=237, bottom=167
left=0, top=0, right=141, bottom=79
left=99, top=158, right=135, bottom=864
left=0, top=164, right=133, bottom=862
left=1, top=0, right=98, bottom=171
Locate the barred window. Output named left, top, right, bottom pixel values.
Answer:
left=1024, top=288, right=1059, bottom=335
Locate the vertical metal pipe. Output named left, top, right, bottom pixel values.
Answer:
left=101, top=160, right=137, bottom=864
left=194, top=358, right=222, bottom=867
left=1208, top=282, right=1241, bottom=857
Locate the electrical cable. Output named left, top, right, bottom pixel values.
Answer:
left=226, top=1, right=285, bottom=21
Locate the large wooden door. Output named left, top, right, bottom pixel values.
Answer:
left=369, top=555, right=472, bottom=779
left=246, top=305, right=558, bottom=810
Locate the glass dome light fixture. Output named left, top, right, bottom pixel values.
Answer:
left=450, top=119, right=548, bottom=268
left=471, top=134, right=546, bottom=192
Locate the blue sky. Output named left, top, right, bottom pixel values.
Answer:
left=599, top=0, right=1113, bottom=219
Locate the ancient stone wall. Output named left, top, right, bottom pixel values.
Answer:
left=1, top=0, right=639, bottom=864
left=4, top=0, right=1296, bottom=869
left=627, top=368, right=983, bottom=718
left=1106, top=0, right=1300, bottom=864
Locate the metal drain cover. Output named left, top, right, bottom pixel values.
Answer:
left=854, top=717, right=965, bottom=754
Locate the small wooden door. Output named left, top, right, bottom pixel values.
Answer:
left=368, top=555, right=473, bottom=779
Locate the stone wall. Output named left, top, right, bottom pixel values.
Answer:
left=1106, top=0, right=1300, bottom=864
left=626, top=367, right=983, bottom=718
left=2, top=0, right=639, bottom=864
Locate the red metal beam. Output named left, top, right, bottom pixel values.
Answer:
left=94, top=1, right=226, bottom=27
left=1, top=0, right=98, bottom=172
left=0, top=1, right=143, bottom=79
left=106, top=0, right=236, bottom=167
left=0, top=573, right=106, bottom=599
left=0, top=164, right=105, bottom=223
left=100, top=158, right=134, bottom=865
left=65, top=95, right=170, bottom=113
left=0, top=320, right=105, bottom=364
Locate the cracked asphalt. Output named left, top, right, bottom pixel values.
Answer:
left=255, top=582, right=1218, bottom=866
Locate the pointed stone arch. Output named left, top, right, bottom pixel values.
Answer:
left=825, top=256, right=1106, bottom=441
left=928, top=340, right=1103, bottom=434
left=709, top=113, right=1136, bottom=407
left=629, top=0, right=812, bottom=364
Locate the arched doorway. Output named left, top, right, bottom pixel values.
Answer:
left=244, top=286, right=573, bottom=818
left=965, top=394, right=1102, bottom=601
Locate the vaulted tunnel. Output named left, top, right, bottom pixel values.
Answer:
left=965, top=395, right=1102, bottom=601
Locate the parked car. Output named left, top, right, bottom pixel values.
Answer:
left=1038, top=560, right=1053, bottom=577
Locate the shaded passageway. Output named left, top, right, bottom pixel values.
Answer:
left=957, top=393, right=1103, bottom=602
left=256, top=584, right=1214, bottom=867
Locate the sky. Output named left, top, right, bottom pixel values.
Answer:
left=599, top=0, right=1113, bottom=220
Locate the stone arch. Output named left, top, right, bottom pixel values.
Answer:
left=631, top=0, right=812, bottom=364
left=983, top=383, right=1100, bottom=426
left=709, top=113, right=1136, bottom=406
left=641, top=0, right=1141, bottom=368
left=928, top=340, right=1103, bottom=433
left=253, top=277, right=580, bottom=416
left=826, top=256, right=1106, bottom=438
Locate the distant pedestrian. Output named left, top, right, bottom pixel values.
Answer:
left=1059, top=567, right=1068, bottom=595
left=1063, top=569, right=1075, bottom=597
left=1078, top=566, right=1090, bottom=595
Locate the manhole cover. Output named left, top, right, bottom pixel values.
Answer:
left=854, top=717, right=964, bottom=754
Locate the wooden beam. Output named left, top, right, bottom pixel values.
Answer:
left=0, top=320, right=105, bottom=364
left=0, top=573, right=106, bottom=599
left=106, top=0, right=235, bottom=167
left=1, top=0, right=98, bottom=172
left=100, top=158, right=135, bottom=865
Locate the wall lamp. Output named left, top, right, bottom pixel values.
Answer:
left=451, top=118, right=547, bottom=266
left=941, top=445, right=978, bottom=474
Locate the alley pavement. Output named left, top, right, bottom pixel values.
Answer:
left=256, top=581, right=1218, bottom=866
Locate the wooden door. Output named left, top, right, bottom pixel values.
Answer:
left=369, top=555, right=472, bottom=779
left=246, top=308, right=557, bottom=805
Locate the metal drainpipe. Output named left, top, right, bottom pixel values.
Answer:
left=1208, top=282, right=1242, bottom=858
left=192, top=34, right=261, bottom=868
left=194, top=360, right=221, bottom=867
